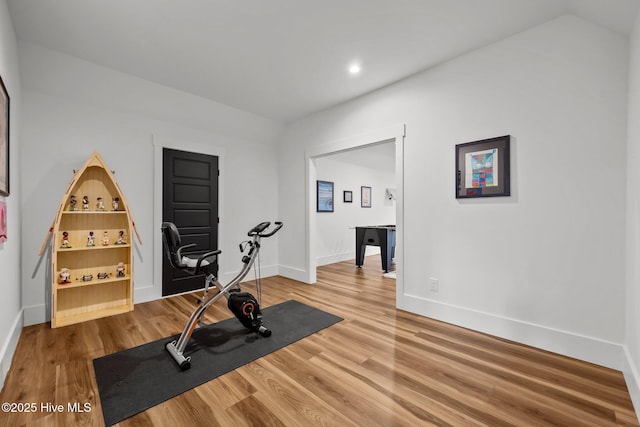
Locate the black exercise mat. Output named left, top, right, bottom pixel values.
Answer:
left=93, top=300, right=342, bottom=426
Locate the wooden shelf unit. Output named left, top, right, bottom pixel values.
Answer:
left=50, top=152, right=138, bottom=328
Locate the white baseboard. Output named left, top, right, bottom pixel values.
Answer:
left=278, top=265, right=309, bottom=283
left=135, top=262, right=282, bottom=303
left=316, top=249, right=382, bottom=267
left=134, top=283, right=157, bottom=304
left=316, top=252, right=354, bottom=266
left=226, top=264, right=279, bottom=285
left=0, top=309, right=24, bottom=390
left=623, top=346, right=640, bottom=423
left=23, top=304, right=45, bottom=326
left=144, top=264, right=284, bottom=301
left=398, top=293, right=623, bottom=370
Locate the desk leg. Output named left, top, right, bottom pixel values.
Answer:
left=356, top=245, right=366, bottom=267
left=380, top=243, right=391, bottom=273
left=378, top=230, right=390, bottom=273
left=355, top=228, right=365, bottom=267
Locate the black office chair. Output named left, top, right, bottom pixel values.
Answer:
left=161, top=222, right=221, bottom=276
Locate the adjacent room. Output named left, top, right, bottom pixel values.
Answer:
left=1, top=0, right=640, bottom=425
left=313, top=141, right=397, bottom=275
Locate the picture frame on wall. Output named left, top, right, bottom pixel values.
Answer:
left=455, top=135, right=510, bottom=199
left=317, top=180, right=334, bottom=212
left=361, top=186, right=371, bottom=208
left=0, top=74, right=9, bottom=197
left=343, top=190, right=353, bottom=203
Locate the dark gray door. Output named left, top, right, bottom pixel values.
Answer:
left=162, top=148, right=219, bottom=296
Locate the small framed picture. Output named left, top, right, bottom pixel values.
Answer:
left=455, top=135, right=510, bottom=198
left=343, top=190, right=353, bottom=203
left=317, top=180, right=334, bottom=212
left=361, top=186, right=371, bottom=208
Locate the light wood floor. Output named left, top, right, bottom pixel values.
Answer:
left=1, top=257, right=638, bottom=426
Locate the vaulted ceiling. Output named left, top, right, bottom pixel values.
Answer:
left=7, top=0, right=639, bottom=124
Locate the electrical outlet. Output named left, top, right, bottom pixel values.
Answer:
left=429, top=277, right=439, bottom=292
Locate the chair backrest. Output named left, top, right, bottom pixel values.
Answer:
left=161, top=222, right=184, bottom=270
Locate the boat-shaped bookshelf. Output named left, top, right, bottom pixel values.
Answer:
left=48, top=151, right=140, bottom=328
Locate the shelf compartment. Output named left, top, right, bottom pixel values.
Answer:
left=53, top=280, right=133, bottom=327
left=56, top=213, right=131, bottom=249
left=55, top=247, right=130, bottom=279
left=62, top=164, right=128, bottom=213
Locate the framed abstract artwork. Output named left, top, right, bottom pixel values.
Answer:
left=455, top=135, right=510, bottom=199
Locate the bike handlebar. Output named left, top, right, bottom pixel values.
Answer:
left=248, top=221, right=283, bottom=237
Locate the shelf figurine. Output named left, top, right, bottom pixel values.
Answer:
left=79, top=274, right=93, bottom=282
left=117, top=262, right=125, bottom=277
left=69, top=195, right=77, bottom=211
left=112, top=197, right=120, bottom=211
left=115, top=230, right=126, bottom=245
left=58, top=268, right=71, bottom=284
left=82, top=196, right=90, bottom=211
left=60, top=231, right=71, bottom=248
left=98, top=272, right=110, bottom=280
left=97, top=197, right=105, bottom=210
left=102, top=231, right=110, bottom=246
left=87, top=231, right=95, bottom=247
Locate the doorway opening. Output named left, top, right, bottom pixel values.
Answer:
left=305, top=124, right=405, bottom=303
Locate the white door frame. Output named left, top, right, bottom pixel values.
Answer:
left=147, top=135, right=226, bottom=304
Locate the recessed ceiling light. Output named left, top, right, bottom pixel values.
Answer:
left=348, top=63, right=361, bottom=75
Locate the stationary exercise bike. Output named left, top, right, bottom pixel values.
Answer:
left=161, top=221, right=283, bottom=370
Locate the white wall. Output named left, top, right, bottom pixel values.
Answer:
left=279, top=15, right=628, bottom=369
left=625, top=6, right=640, bottom=418
left=315, top=154, right=395, bottom=266
left=18, top=42, right=284, bottom=325
left=0, top=0, right=21, bottom=389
